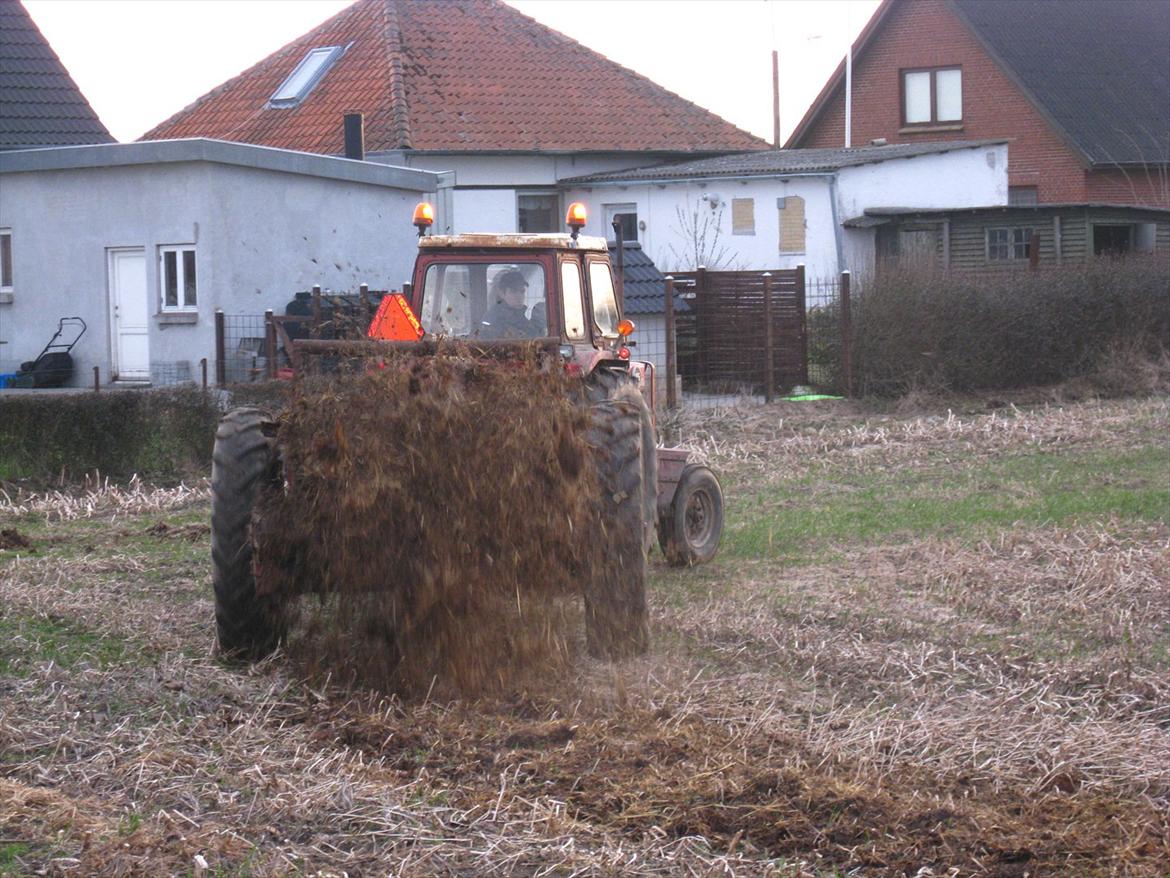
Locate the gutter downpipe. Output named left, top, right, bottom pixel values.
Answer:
left=829, top=173, right=846, bottom=275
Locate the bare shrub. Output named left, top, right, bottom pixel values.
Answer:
left=850, top=255, right=1170, bottom=395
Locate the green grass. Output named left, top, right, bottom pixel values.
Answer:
left=728, top=444, right=1170, bottom=559
left=0, top=614, right=143, bottom=677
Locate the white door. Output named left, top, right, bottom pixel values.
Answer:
left=108, top=248, right=149, bottom=381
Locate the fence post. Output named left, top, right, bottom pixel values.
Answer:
left=359, top=283, right=370, bottom=322
left=664, top=276, right=678, bottom=411
left=264, top=310, right=276, bottom=380
left=796, top=263, right=808, bottom=385
left=200, top=357, right=208, bottom=390
left=695, top=265, right=708, bottom=384
left=840, top=271, right=853, bottom=397
left=93, top=366, right=100, bottom=393
left=214, top=310, right=226, bottom=387
left=762, top=272, right=774, bottom=403
left=311, top=285, right=322, bottom=339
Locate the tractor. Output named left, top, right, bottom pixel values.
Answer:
left=211, top=202, right=724, bottom=662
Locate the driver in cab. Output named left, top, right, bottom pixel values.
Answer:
left=480, top=269, right=538, bottom=339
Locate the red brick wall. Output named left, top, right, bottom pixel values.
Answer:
left=793, top=0, right=1165, bottom=207
left=1085, top=168, right=1170, bottom=208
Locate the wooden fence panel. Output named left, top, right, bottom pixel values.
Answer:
left=673, top=268, right=807, bottom=390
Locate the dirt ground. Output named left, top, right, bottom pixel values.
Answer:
left=1, top=396, right=1167, bottom=877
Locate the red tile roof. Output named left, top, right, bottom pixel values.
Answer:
left=142, top=0, right=766, bottom=154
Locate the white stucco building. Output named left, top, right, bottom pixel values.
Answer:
left=560, top=141, right=1010, bottom=281
left=0, top=139, right=443, bottom=384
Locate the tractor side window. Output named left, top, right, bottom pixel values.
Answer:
left=560, top=260, right=587, bottom=340
left=421, top=264, right=471, bottom=336
left=419, top=262, right=546, bottom=339
left=588, top=260, right=620, bottom=337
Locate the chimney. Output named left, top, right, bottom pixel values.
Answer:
left=344, top=113, right=365, bottom=161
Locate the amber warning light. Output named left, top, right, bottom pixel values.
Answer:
left=413, top=202, right=434, bottom=236
left=566, top=202, right=587, bottom=239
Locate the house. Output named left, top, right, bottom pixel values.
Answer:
left=0, top=0, right=118, bottom=370
left=847, top=203, right=1170, bottom=272
left=786, top=0, right=1170, bottom=208
left=140, top=0, right=767, bottom=235
left=0, top=0, right=114, bottom=151
left=0, top=139, right=441, bottom=384
left=561, top=140, right=1009, bottom=278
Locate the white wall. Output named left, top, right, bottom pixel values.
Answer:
left=836, top=144, right=1009, bottom=220
left=378, top=152, right=681, bottom=234
left=0, top=162, right=427, bottom=383
left=564, top=145, right=1009, bottom=280
left=564, top=176, right=839, bottom=277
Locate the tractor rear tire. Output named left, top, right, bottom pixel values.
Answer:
left=659, top=464, right=724, bottom=567
left=585, top=374, right=650, bottom=659
left=211, top=408, right=283, bottom=660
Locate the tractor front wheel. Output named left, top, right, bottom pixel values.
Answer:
left=659, top=464, right=724, bottom=567
left=210, top=408, right=283, bottom=659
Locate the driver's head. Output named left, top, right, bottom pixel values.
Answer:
left=495, top=269, right=528, bottom=306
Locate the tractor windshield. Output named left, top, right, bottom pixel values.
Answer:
left=420, top=262, right=548, bottom=340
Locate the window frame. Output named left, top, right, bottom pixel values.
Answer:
left=558, top=256, right=589, bottom=341
left=986, top=227, right=1034, bottom=261
left=516, top=191, right=561, bottom=234
left=269, top=45, right=345, bottom=107
left=159, top=244, right=199, bottom=311
left=900, top=65, right=963, bottom=127
left=603, top=202, right=638, bottom=242
left=0, top=228, right=12, bottom=295
left=585, top=255, right=621, bottom=339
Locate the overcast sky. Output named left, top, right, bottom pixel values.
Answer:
left=22, top=0, right=881, bottom=146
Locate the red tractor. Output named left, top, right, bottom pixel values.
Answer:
left=211, top=203, right=723, bottom=660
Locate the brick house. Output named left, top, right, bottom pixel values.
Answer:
left=786, top=0, right=1170, bottom=209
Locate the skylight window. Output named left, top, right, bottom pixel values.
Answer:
left=269, top=45, right=344, bottom=107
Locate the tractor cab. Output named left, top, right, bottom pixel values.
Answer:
left=404, top=203, right=640, bottom=385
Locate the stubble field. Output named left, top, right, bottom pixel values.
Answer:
left=1, top=394, right=1167, bottom=877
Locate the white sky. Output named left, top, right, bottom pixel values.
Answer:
left=22, top=0, right=880, bottom=146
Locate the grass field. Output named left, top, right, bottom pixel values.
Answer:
left=1, top=395, right=1167, bottom=877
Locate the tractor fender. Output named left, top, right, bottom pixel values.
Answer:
left=655, top=447, right=692, bottom=519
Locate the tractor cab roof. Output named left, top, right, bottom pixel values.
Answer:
left=419, top=233, right=609, bottom=252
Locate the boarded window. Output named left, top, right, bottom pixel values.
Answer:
left=778, top=195, right=805, bottom=252
left=731, top=198, right=755, bottom=235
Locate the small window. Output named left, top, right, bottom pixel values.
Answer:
left=732, top=198, right=755, bottom=235
left=560, top=260, right=587, bottom=340
left=987, top=227, right=1033, bottom=261
left=604, top=203, right=638, bottom=242
left=270, top=46, right=344, bottom=107
left=778, top=195, right=805, bottom=253
left=1009, top=186, right=1039, bottom=206
left=160, top=245, right=198, bottom=310
left=0, top=229, right=12, bottom=293
left=518, top=193, right=560, bottom=233
left=587, top=260, right=620, bottom=337
left=902, top=67, right=962, bottom=125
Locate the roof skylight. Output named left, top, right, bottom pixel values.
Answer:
left=269, top=45, right=345, bottom=107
